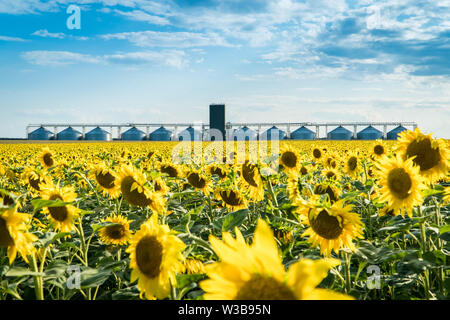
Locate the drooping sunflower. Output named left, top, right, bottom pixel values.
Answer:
left=159, top=162, right=182, bottom=179
left=88, top=163, right=121, bottom=199
left=375, top=155, right=424, bottom=217
left=21, top=168, right=51, bottom=194
left=301, top=199, right=364, bottom=257
left=185, top=169, right=212, bottom=195
left=216, top=187, right=248, bottom=211
left=200, top=219, right=352, bottom=300
left=344, top=153, right=359, bottom=178
left=0, top=208, right=37, bottom=264
left=117, top=164, right=165, bottom=213
left=0, top=189, right=16, bottom=208
left=98, top=215, right=132, bottom=246
left=126, top=213, right=186, bottom=300
left=279, top=145, right=300, bottom=175
left=206, top=164, right=228, bottom=181
left=313, top=182, right=340, bottom=203
left=239, top=160, right=264, bottom=201
left=39, top=147, right=56, bottom=169
left=40, top=181, right=80, bottom=233
left=396, top=128, right=449, bottom=183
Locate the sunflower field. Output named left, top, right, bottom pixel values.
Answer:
left=0, top=128, right=449, bottom=300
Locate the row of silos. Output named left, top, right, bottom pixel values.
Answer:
left=28, top=126, right=191, bottom=141
left=28, top=125, right=409, bottom=141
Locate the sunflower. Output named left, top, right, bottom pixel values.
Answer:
left=239, top=160, right=264, bottom=201
left=152, top=177, right=170, bottom=196
left=301, top=199, right=364, bottom=257
left=216, top=187, right=247, bottom=211
left=21, top=168, right=51, bottom=194
left=375, top=155, right=424, bottom=217
left=40, top=181, right=80, bottom=232
left=344, top=153, right=359, bottom=178
left=200, top=219, right=352, bottom=300
left=0, top=190, right=16, bottom=208
left=185, top=169, right=212, bottom=195
left=396, top=128, right=449, bottom=183
left=313, top=183, right=340, bottom=203
left=323, top=153, right=338, bottom=169
left=279, top=145, right=300, bottom=175
left=206, top=164, right=228, bottom=180
left=39, top=147, right=56, bottom=169
left=322, top=168, right=340, bottom=182
left=183, top=258, right=205, bottom=274
left=159, top=162, right=182, bottom=178
left=287, top=174, right=302, bottom=203
left=126, top=213, right=186, bottom=300
left=98, top=215, right=132, bottom=246
left=372, top=139, right=387, bottom=158
left=117, top=164, right=165, bottom=213
left=88, top=163, right=121, bottom=199
left=443, top=186, right=450, bottom=204
left=0, top=208, right=37, bottom=264
left=312, top=146, right=323, bottom=161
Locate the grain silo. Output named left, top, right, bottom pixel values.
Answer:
left=178, top=126, right=202, bottom=141
left=85, top=127, right=111, bottom=141
left=327, top=126, right=352, bottom=140
left=28, top=126, right=53, bottom=140
left=233, top=126, right=257, bottom=141
left=57, top=127, right=82, bottom=140
left=149, top=126, right=172, bottom=141
left=260, top=126, right=286, bottom=140
left=121, top=127, right=146, bottom=141
left=387, top=125, right=407, bottom=140
left=357, top=125, right=382, bottom=140
left=290, top=126, right=315, bottom=140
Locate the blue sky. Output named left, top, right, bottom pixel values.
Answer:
left=0, top=0, right=449, bottom=138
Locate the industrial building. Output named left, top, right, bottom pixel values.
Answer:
left=26, top=104, right=417, bottom=141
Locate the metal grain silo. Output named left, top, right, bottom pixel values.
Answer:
left=150, top=126, right=172, bottom=141
left=233, top=126, right=257, bottom=141
left=327, top=126, right=352, bottom=140
left=121, top=127, right=146, bottom=141
left=57, top=127, right=82, bottom=140
left=357, top=125, right=382, bottom=140
left=260, top=126, right=286, bottom=140
left=28, top=126, right=53, bottom=140
left=178, top=126, right=202, bottom=141
left=387, top=125, right=407, bottom=140
left=290, top=126, right=315, bottom=140
left=85, top=127, right=111, bottom=141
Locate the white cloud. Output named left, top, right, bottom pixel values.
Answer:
left=0, top=35, right=27, bottom=41
left=32, top=29, right=65, bottom=39
left=21, top=50, right=101, bottom=66
left=100, top=30, right=233, bottom=48
left=112, top=9, right=170, bottom=25
left=104, top=50, right=187, bottom=68
left=21, top=49, right=187, bottom=68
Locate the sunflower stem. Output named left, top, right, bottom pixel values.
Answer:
left=31, top=253, right=44, bottom=300
left=342, top=251, right=352, bottom=294
left=266, top=179, right=281, bottom=217
left=417, top=206, right=431, bottom=299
